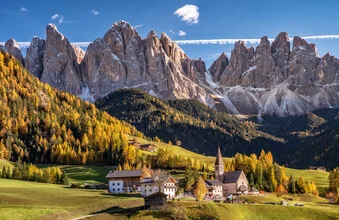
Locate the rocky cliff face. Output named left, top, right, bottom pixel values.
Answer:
left=40, top=24, right=84, bottom=95
left=25, top=37, right=45, bottom=78
left=4, top=22, right=339, bottom=116
left=208, top=32, right=339, bottom=116
left=9, top=21, right=211, bottom=105
left=5, top=39, right=25, bottom=65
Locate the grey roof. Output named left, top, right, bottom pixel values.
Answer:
left=139, top=175, right=177, bottom=185
left=215, top=146, right=224, bottom=166
left=205, top=180, right=223, bottom=186
left=106, top=170, right=142, bottom=179
left=139, top=177, right=154, bottom=184
left=222, top=170, right=243, bottom=183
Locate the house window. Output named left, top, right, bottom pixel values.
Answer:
left=112, top=183, right=115, bottom=186
left=113, top=189, right=115, bottom=191
left=117, top=188, right=120, bottom=191
left=117, top=183, right=120, bottom=186
left=150, top=189, right=152, bottom=192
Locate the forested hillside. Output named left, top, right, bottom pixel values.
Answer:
left=95, top=89, right=285, bottom=160
left=0, top=52, right=142, bottom=165
left=253, top=109, right=339, bottom=168
left=96, top=89, right=339, bottom=169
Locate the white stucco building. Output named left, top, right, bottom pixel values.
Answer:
left=106, top=170, right=142, bottom=193
left=140, top=176, right=177, bottom=198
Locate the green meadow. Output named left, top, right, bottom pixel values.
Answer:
left=0, top=179, right=143, bottom=220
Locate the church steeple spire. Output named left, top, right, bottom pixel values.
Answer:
left=215, top=144, right=224, bottom=166
left=215, top=144, right=224, bottom=181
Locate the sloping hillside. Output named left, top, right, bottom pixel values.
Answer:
left=96, top=89, right=285, bottom=159
left=0, top=51, right=142, bottom=165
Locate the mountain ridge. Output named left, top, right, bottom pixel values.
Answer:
left=2, top=20, right=339, bottom=116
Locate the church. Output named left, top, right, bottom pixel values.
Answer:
left=214, top=147, right=249, bottom=195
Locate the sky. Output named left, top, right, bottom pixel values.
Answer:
left=1, top=0, right=339, bottom=66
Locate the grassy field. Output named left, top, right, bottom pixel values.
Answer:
left=36, top=164, right=113, bottom=184
left=131, top=136, right=232, bottom=168
left=0, top=177, right=336, bottom=220
left=284, top=167, right=329, bottom=195
left=131, top=198, right=339, bottom=220
left=0, top=179, right=143, bottom=220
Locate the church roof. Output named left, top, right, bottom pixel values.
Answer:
left=215, top=146, right=224, bottom=166
left=222, top=170, right=243, bottom=183
left=206, top=180, right=223, bottom=186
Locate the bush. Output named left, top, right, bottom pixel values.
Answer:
left=161, top=203, right=187, bottom=220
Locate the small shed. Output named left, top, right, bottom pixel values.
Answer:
left=144, top=192, right=167, bottom=209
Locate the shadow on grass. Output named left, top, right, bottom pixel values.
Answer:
left=90, top=205, right=144, bottom=218
left=101, top=193, right=143, bottom=198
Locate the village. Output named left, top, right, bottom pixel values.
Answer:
left=105, top=145, right=262, bottom=209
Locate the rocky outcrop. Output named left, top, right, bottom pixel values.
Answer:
left=5, top=39, right=24, bottom=65
left=209, top=52, right=228, bottom=82
left=40, top=24, right=83, bottom=94
left=271, top=32, right=290, bottom=78
left=80, top=21, right=211, bottom=103
left=82, top=37, right=127, bottom=99
left=207, top=32, right=339, bottom=116
left=25, top=37, right=45, bottom=78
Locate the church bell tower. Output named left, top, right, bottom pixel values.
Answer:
left=215, top=145, right=224, bottom=181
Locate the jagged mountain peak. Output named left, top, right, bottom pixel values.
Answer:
left=4, top=38, right=24, bottom=65
left=47, top=23, right=58, bottom=31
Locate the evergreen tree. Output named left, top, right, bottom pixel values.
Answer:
left=255, top=162, right=263, bottom=190
left=60, top=172, right=70, bottom=185
left=5, top=166, right=11, bottom=179
left=248, top=172, right=255, bottom=187
left=1, top=166, right=6, bottom=178
left=288, top=175, right=296, bottom=194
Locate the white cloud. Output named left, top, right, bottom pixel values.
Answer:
left=51, top=14, right=64, bottom=24
left=174, top=4, right=199, bottom=25
left=301, top=35, right=339, bottom=40
left=169, top=30, right=175, bottom=35
left=7, top=35, right=339, bottom=49
left=51, top=14, right=59, bottom=20
left=175, top=35, right=339, bottom=45
left=133, top=24, right=143, bottom=29
left=178, top=30, right=186, bottom=36
left=176, top=38, right=265, bottom=45
left=20, top=7, right=27, bottom=12
left=89, top=9, right=99, bottom=16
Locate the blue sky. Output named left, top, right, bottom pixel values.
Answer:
left=1, top=0, right=339, bottom=66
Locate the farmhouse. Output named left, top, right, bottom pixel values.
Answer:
left=140, top=144, right=157, bottom=152
left=140, top=175, right=177, bottom=198
left=308, top=166, right=326, bottom=171
left=128, top=140, right=141, bottom=149
left=215, top=147, right=249, bottom=195
left=105, top=170, right=142, bottom=193
left=193, top=179, right=223, bottom=199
